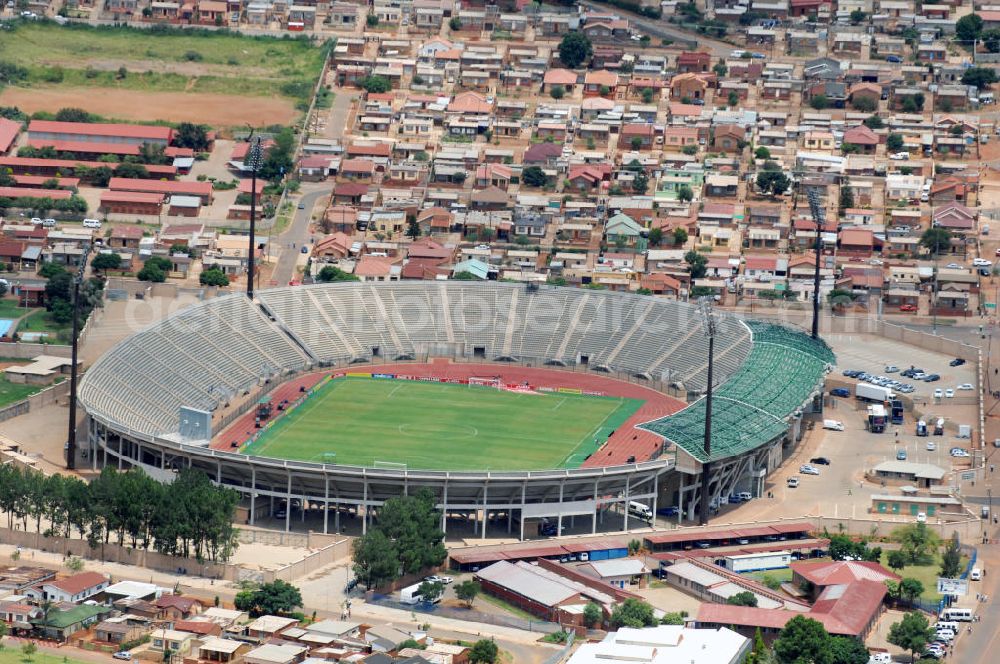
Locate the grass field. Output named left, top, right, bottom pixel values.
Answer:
left=0, top=22, right=327, bottom=106
left=243, top=377, right=645, bottom=471
left=0, top=647, right=93, bottom=664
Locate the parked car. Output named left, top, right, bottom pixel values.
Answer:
left=896, top=449, right=908, bottom=461
left=810, top=457, right=831, bottom=465
left=886, top=55, right=902, bottom=63
left=934, top=388, right=943, bottom=398
left=951, top=448, right=970, bottom=458
left=113, top=653, right=132, bottom=661
left=926, top=441, right=936, bottom=451
left=889, top=152, right=909, bottom=160
left=923, top=374, right=941, bottom=382
left=945, top=389, right=955, bottom=398
left=787, top=477, right=799, bottom=488
left=950, top=358, right=966, bottom=366
left=830, top=388, right=851, bottom=398
left=957, top=383, right=974, bottom=390
left=974, top=258, right=993, bottom=267
left=799, top=464, right=820, bottom=475
left=899, top=304, right=917, bottom=312
left=885, top=365, right=899, bottom=373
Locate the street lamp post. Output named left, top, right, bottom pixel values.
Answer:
left=698, top=298, right=718, bottom=526
left=245, top=136, right=264, bottom=299
left=65, top=243, right=91, bottom=470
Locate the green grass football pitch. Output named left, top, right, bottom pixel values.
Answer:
left=243, top=377, right=645, bottom=471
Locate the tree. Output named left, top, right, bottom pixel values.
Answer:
left=887, top=611, right=934, bottom=662
left=360, top=75, right=392, bottom=94
left=632, top=171, right=649, bottom=194
left=452, top=271, right=480, bottom=280
left=583, top=602, right=602, bottom=627
left=886, top=549, right=907, bottom=573
left=550, top=85, right=565, bottom=100
left=661, top=612, right=685, bottom=625
left=863, top=115, right=884, bottom=129
left=469, top=639, right=498, bottom=664
left=449, top=16, right=462, bottom=31
left=899, top=577, right=923, bottom=605
left=558, top=32, right=593, bottom=69
left=630, top=136, right=643, bottom=151
left=199, top=268, right=230, bottom=287
left=892, top=522, right=940, bottom=564
left=233, top=580, right=302, bottom=617
left=648, top=227, right=663, bottom=247
left=756, top=170, right=791, bottom=196
left=851, top=96, right=877, bottom=112
left=351, top=529, right=399, bottom=589
left=940, top=533, right=962, bottom=578
left=174, top=122, right=210, bottom=151
left=54, top=107, right=92, bottom=123
left=673, top=227, right=689, bottom=246
left=829, top=534, right=857, bottom=561
left=20, top=642, right=36, bottom=662
left=773, top=615, right=830, bottom=664
left=886, top=133, right=904, bottom=151
left=611, top=598, right=656, bottom=628
left=416, top=580, right=444, bottom=603
left=455, top=580, right=481, bottom=608
left=727, top=591, right=758, bottom=607
left=727, top=91, right=739, bottom=107
left=849, top=8, right=866, bottom=24
left=754, top=146, right=771, bottom=160
left=839, top=186, right=854, bottom=213
left=366, top=13, right=378, bottom=26
left=810, top=94, right=829, bottom=110
left=91, top=253, right=121, bottom=274
left=920, top=228, right=952, bottom=257
left=522, top=166, right=547, bottom=187
left=983, top=28, right=1000, bottom=53
left=137, top=263, right=166, bottom=283
left=962, top=66, right=998, bottom=90
left=713, top=60, right=727, bottom=77
left=406, top=215, right=421, bottom=240
left=828, top=637, right=869, bottom=664
left=317, top=265, right=360, bottom=282
left=956, top=13, right=984, bottom=44
left=677, top=184, right=694, bottom=202
left=685, top=250, right=707, bottom=279
left=639, top=35, right=650, bottom=47
left=901, top=94, right=925, bottom=113
left=114, top=162, right=149, bottom=179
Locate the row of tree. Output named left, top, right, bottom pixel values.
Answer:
left=0, top=465, right=240, bottom=563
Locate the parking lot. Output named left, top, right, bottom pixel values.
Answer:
left=714, top=334, right=980, bottom=526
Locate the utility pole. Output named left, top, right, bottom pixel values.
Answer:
left=806, top=187, right=825, bottom=339
left=245, top=135, right=264, bottom=299
left=698, top=298, right=718, bottom=526
left=65, top=242, right=91, bottom=470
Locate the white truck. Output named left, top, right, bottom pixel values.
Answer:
left=856, top=384, right=894, bottom=402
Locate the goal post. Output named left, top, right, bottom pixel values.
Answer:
left=468, top=376, right=503, bottom=389
left=373, top=460, right=408, bottom=471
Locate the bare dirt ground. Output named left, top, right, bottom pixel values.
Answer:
left=0, top=87, right=296, bottom=126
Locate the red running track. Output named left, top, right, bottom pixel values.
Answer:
left=214, top=359, right=686, bottom=468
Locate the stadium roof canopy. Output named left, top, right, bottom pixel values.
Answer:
left=639, top=321, right=834, bottom=463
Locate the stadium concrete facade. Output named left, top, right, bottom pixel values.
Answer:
left=79, top=283, right=832, bottom=538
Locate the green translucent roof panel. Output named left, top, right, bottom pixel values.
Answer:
left=639, top=321, right=834, bottom=463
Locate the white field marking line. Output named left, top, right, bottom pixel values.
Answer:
left=551, top=397, right=568, bottom=411
left=254, top=379, right=344, bottom=452
left=387, top=383, right=404, bottom=398
left=562, top=398, right=628, bottom=466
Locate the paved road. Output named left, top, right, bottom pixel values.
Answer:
left=578, top=0, right=731, bottom=57
left=270, top=188, right=328, bottom=286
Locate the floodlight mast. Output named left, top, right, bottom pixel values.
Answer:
left=697, top=298, right=717, bottom=526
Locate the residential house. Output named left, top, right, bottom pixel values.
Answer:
left=38, top=572, right=110, bottom=603
left=583, top=70, right=619, bottom=98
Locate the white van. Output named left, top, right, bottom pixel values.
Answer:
left=971, top=567, right=982, bottom=581
left=935, top=620, right=960, bottom=633
left=941, top=607, right=974, bottom=621
left=628, top=501, right=653, bottom=521
left=823, top=419, right=845, bottom=431
left=83, top=218, right=102, bottom=229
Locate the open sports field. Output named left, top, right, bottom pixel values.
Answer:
left=0, top=22, right=327, bottom=123
left=243, top=377, right=645, bottom=471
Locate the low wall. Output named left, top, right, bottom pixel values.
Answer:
left=0, top=524, right=236, bottom=580
left=270, top=538, right=351, bottom=583
left=0, top=342, right=72, bottom=359
left=0, top=380, right=72, bottom=424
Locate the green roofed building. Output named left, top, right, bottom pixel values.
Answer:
left=34, top=603, right=112, bottom=641
left=640, top=321, right=833, bottom=516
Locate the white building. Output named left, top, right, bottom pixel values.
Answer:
left=565, top=626, right=750, bottom=664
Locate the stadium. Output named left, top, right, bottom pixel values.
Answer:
left=78, top=282, right=834, bottom=539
